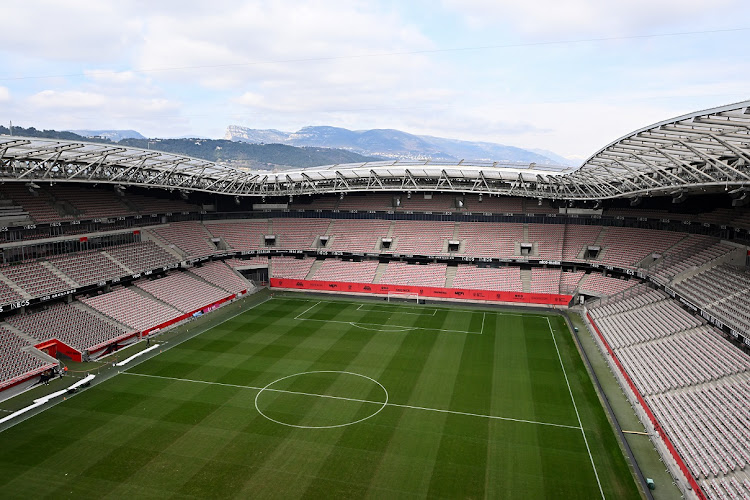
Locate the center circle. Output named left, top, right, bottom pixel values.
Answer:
left=254, top=370, right=388, bottom=429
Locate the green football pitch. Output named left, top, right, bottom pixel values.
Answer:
left=0, top=296, right=640, bottom=499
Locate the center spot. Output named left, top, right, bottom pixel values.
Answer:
left=254, top=370, right=388, bottom=429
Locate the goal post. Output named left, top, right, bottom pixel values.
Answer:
left=386, top=291, right=421, bottom=304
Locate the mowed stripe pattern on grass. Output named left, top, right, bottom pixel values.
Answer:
left=0, top=297, right=639, bottom=499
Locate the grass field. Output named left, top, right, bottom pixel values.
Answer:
left=0, top=296, right=640, bottom=499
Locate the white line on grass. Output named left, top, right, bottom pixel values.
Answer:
left=277, top=296, right=551, bottom=318
left=481, top=312, right=486, bottom=335
left=298, top=316, right=481, bottom=335
left=294, top=301, right=321, bottom=320
left=123, top=371, right=582, bottom=431
left=546, top=317, right=605, bottom=500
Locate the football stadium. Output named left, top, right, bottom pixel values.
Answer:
left=0, top=101, right=749, bottom=500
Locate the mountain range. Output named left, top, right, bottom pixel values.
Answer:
left=225, top=125, right=578, bottom=166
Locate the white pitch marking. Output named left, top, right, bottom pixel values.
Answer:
left=347, top=322, right=416, bottom=332
left=122, top=372, right=582, bottom=431
left=276, top=296, right=551, bottom=318
left=546, top=317, right=605, bottom=500
left=298, top=316, right=481, bottom=335
left=294, top=301, right=321, bottom=320
left=254, top=370, right=389, bottom=429
left=480, top=312, right=486, bottom=335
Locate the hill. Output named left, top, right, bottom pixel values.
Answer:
left=0, top=126, right=379, bottom=170
left=226, top=125, right=574, bottom=166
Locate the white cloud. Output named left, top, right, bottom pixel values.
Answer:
left=442, top=0, right=741, bottom=36
left=0, top=87, right=9, bottom=101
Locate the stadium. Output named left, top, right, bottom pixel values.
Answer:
left=0, top=100, right=749, bottom=500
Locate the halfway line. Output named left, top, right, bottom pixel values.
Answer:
left=123, top=372, right=581, bottom=430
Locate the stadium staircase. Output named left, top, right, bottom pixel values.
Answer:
left=0, top=199, right=31, bottom=226
left=0, top=273, right=31, bottom=300
left=444, top=265, right=457, bottom=288
left=100, top=250, right=134, bottom=274
left=305, top=260, right=324, bottom=280
left=372, top=262, right=388, bottom=284
left=520, top=269, right=532, bottom=293
left=142, top=230, right=188, bottom=260
left=42, top=261, right=80, bottom=288
left=1, top=322, right=38, bottom=345
left=71, top=301, right=132, bottom=333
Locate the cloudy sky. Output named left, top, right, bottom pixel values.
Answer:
left=1, top=0, right=748, bottom=160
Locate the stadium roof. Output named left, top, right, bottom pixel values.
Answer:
left=1, top=100, right=749, bottom=200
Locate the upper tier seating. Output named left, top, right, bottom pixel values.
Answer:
left=398, top=194, right=456, bottom=212
left=82, top=286, right=181, bottom=332
left=600, top=227, right=686, bottom=268
left=272, top=219, right=331, bottom=250
left=270, top=257, right=315, bottom=279
left=0, top=262, right=72, bottom=297
left=311, top=259, right=378, bottom=283
left=561, top=225, right=602, bottom=262
left=206, top=220, right=268, bottom=250
left=0, top=184, right=67, bottom=223
left=326, top=219, right=391, bottom=253
left=528, top=224, right=564, bottom=260
left=49, top=186, right=131, bottom=219
left=7, top=302, right=134, bottom=352
left=337, top=193, right=392, bottom=211
left=149, top=222, right=216, bottom=258
left=0, top=326, right=54, bottom=388
left=122, top=193, right=198, bottom=214
left=136, top=272, right=229, bottom=313
left=467, top=195, right=524, bottom=214
left=189, top=261, right=250, bottom=294
left=457, top=222, right=522, bottom=258
left=387, top=221, right=454, bottom=256
left=650, top=236, right=735, bottom=283
left=106, top=241, right=179, bottom=273
left=0, top=279, right=25, bottom=305
left=49, top=250, right=126, bottom=287
left=452, top=265, right=523, bottom=292
left=380, top=262, right=447, bottom=288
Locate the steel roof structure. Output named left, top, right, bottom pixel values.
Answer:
left=2, top=100, right=749, bottom=200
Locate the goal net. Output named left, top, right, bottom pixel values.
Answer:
left=386, top=292, right=420, bottom=304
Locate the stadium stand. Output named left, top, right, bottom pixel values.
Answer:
left=189, top=261, right=251, bottom=294
left=561, top=225, right=602, bottom=262
left=600, top=227, right=686, bottom=268
left=136, top=272, right=229, bottom=313
left=529, top=224, right=564, bottom=260
left=48, top=250, right=128, bottom=287
left=82, top=286, right=181, bottom=333
left=588, top=290, right=750, bottom=490
left=337, top=193, right=392, bottom=211
left=6, top=302, right=135, bottom=355
left=380, top=262, right=447, bottom=288
left=0, top=262, right=73, bottom=297
left=272, top=218, right=331, bottom=250
left=105, top=241, right=179, bottom=273
left=530, top=267, right=562, bottom=293
left=387, top=221, right=454, bottom=256
left=674, top=264, right=750, bottom=333
left=310, top=259, right=378, bottom=283
left=148, top=221, right=216, bottom=258
left=457, top=222, right=522, bottom=258
left=270, top=256, right=316, bottom=279
left=205, top=220, right=268, bottom=250
left=398, top=193, right=456, bottom=212
left=451, top=265, right=523, bottom=292
left=0, top=326, right=55, bottom=388
left=225, top=256, right=268, bottom=268
left=49, top=185, right=131, bottom=219
left=326, top=219, right=391, bottom=253
left=578, top=273, right=637, bottom=297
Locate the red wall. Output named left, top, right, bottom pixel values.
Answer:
left=587, top=313, right=705, bottom=500
left=270, top=278, right=572, bottom=306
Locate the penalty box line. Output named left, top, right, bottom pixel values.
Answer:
left=356, top=303, right=438, bottom=316
left=296, top=301, right=483, bottom=335
left=123, top=372, right=582, bottom=431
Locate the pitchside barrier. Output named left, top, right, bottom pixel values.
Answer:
left=270, top=278, right=572, bottom=306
